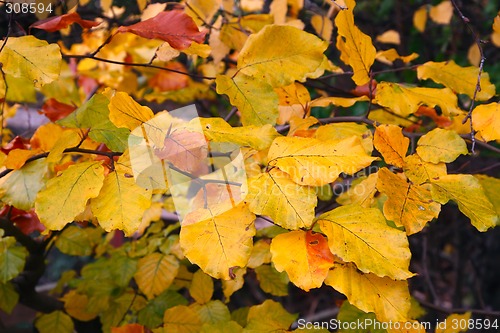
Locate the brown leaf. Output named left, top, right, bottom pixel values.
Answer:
left=117, top=10, right=207, bottom=50
left=31, top=12, right=99, bottom=32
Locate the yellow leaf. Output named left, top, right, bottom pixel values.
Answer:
left=216, top=74, right=279, bottom=126
left=35, top=161, right=105, bottom=230
left=318, top=204, right=413, bottom=279
left=276, top=82, right=311, bottom=125
left=492, top=14, right=500, bottom=47
left=467, top=43, right=481, bottom=66
left=244, top=169, right=317, bottom=230
left=162, top=305, right=203, bottom=333
left=376, top=49, right=419, bottom=65
left=134, top=253, right=179, bottom=299
left=403, top=153, right=447, bottom=185
left=475, top=175, right=500, bottom=219
left=245, top=300, right=297, bottom=332
left=108, top=91, right=154, bottom=130
left=247, top=239, right=271, bottom=268
left=62, top=290, right=99, bottom=321
left=271, top=230, right=333, bottom=291
left=311, top=15, right=333, bottom=41
left=429, top=1, right=453, bottom=25
left=190, top=300, right=230, bottom=324
left=288, top=116, right=318, bottom=137
left=90, top=170, right=152, bottom=236
left=189, top=270, right=214, bottom=304
left=0, top=159, right=47, bottom=211
left=373, top=124, right=409, bottom=168
left=309, top=95, right=369, bottom=108
left=35, top=311, right=74, bottom=333
left=417, top=61, right=496, bottom=100
left=335, top=0, right=376, bottom=85
left=184, top=0, right=220, bottom=27
left=0, top=36, right=61, bottom=87
left=270, top=0, right=287, bottom=25
left=374, top=82, right=461, bottom=117
left=238, top=25, right=328, bottom=87
left=368, top=109, right=418, bottom=128
left=183, top=42, right=212, bottom=58
left=155, top=42, right=180, bottom=62
left=472, top=102, right=500, bottom=142
left=199, top=118, right=280, bottom=150
left=179, top=204, right=256, bottom=280
left=377, top=168, right=441, bottom=235
left=416, top=128, right=468, bottom=163
left=325, top=263, right=411, bottom=322
left=376, top=30, right=401, bottom=44
left=435, top=312, right=471, bottom=333
left=222, top=267, right=246, bottom=301
left=315, top=122, right=373, bottom=154
left=46, top=130, right=84, bottom=164
left=336, top=172, right=378, bottom=208
left=413, top=6, right=428, bottom=33
left=268, top=136, right=377, bottom=186
left=431, top=175, right=498, bottom=231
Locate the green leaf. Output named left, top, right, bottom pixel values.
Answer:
left=238, top=25, right=328, bottom=87
left=0, top=159, right=47, bottom=211
left=0, top=36, right=61, bottom=87
left=431, top=175, right=498, bottom=231
left=138, top=290, right=188, bottom=329
left=244, top=300, right=297, bottom=333
left=0, top=236, right=28, bottom=283
left=0, top=282, right=19, bottom=314
left=100, top=291, right=136, bottom=333
left=254, top=264, right=289, bottom=297
left=191, top=300, right=231, bottom=325
left=336, top=301, right=386, bottom=333
left=134, top=252, right=179, bottom=299
left=189, top=270, right=214, bottom=304
left=216, top=74, right=279, bottom=126
left=35, top=161, right=105, bottom=230
left=162, top=305, right=203, bottom=333
left=35, top=311, right=74, bottom=333
left=55, top=225, right=94, bottom=256
left=58, top=93, right=130, bottom=152
left=200, top=321, right=243, bottom=333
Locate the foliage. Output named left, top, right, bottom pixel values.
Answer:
left=0, top=0, right=499, bottom=332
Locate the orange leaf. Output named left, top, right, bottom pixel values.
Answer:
left=117, top=10, right=207, bottom=50
left=373, top=124, right=409, bottom=168
left=148, top=62, right=189, bottom=91
left=111, top=323, right=145, bottom=333
left=31, top=12, right=99, bottom=32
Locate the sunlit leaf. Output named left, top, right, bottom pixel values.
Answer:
left=403, top=153, right=447, bottom=185
left=472, top=102, right=500, bottom=142
left=416, top=128, right=468, bottom=163
left=373, top=124, right=409, bottom=168
left=109, top=91, right=155, bottom=131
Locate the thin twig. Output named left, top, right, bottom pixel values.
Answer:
left=414, top=295, right=500, bottom=317
left=224, top=106, right=238, bottom=122
left=450, top=0, right=486, bottom=154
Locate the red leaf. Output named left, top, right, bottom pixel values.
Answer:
left=39, top=98, right=77, bottom=122
left=1, top=136, right=29, bottom=155
left=116, top=10, right=207, bottom=50
left=31, top=12, right=100, bottom=32
left=0, top=206, right=45, bottom=235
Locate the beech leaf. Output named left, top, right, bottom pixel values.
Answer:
left=270, top=230, right=334, bottom=291
left=472, top=102, right=500, bottom=142
left=35, top=161, right=105, bottom=230
left=325, top=263, right=411, bottom=323
left=416, top=128, right=468, bottom=163
left=108, top=92, right=155, bottom=131
left=373, top=124, right=409, bottom=168
left=377, top=168, right=441, bottom=235
left=31, top=12, right=99, bottom=32
left=318, top=204, right=414, bottom=280
left=116, top=10, right=207, bottom=50
left=134, top=253, right=179, bottom=299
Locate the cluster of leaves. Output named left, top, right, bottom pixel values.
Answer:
left=0, top=0, right=499, bottom=332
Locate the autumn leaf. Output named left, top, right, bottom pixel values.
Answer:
left=318, top=204, right=414, bottom=279
left=374, top=82, right=461, bottom=117
left=134, top=253, right=179, bottom=299
left=244, top=169, right=317, bottom=230
left=336, top=172, right=378, bottom=208
left=325, top=262, right=411, bottom=323
left=108, top=92, right=155, bottom=130
left=435, top=312, right=471, bottom=333
left=335, top=0, right=376, bottom=85
left=111, top=323, right=145, bottom=333
left=0, top=235, right=28, bottom=283
left=270, top=230, right=334, bottom=291
left=90, top=170, right=152, bottom=236
left=471, top=102, right=500, bottom=142
left=244, top=300, right=297, bottom=333
left=40, top=98, right=77, bottom=122
left=403, top=153, right=447, bottom=185
left=35, top=311, right=74, bottom=333
left=162, top=305, right=203, bottom=332
left=117, top=10, right=207, bottom=50
left=417, top=61, right=496, bottom=100
left=268, top=136, right=377, bottom=186
left=377, top=168, right=441, bottom=235
left=237, top=25, right=328, bottom=87
left=431, top=175, right=498, bottom=231
left=179, top=204, right=256, bottom=280
left=31, top=12, right=99, bottom=32
left=0, top=282, right=19, bottom=314
left=215, top=74, right=279, bottom=126
left=373, top=124, right=409, bottom=168
left=315, top=122, right=373, bottom=154
left=0, top=36, right=61, bottom=87
left=35, top=161, right=105, bottom=230
left=200, top=118, right=279, bottom=151
left=416, top=128, right=468, bottom=163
